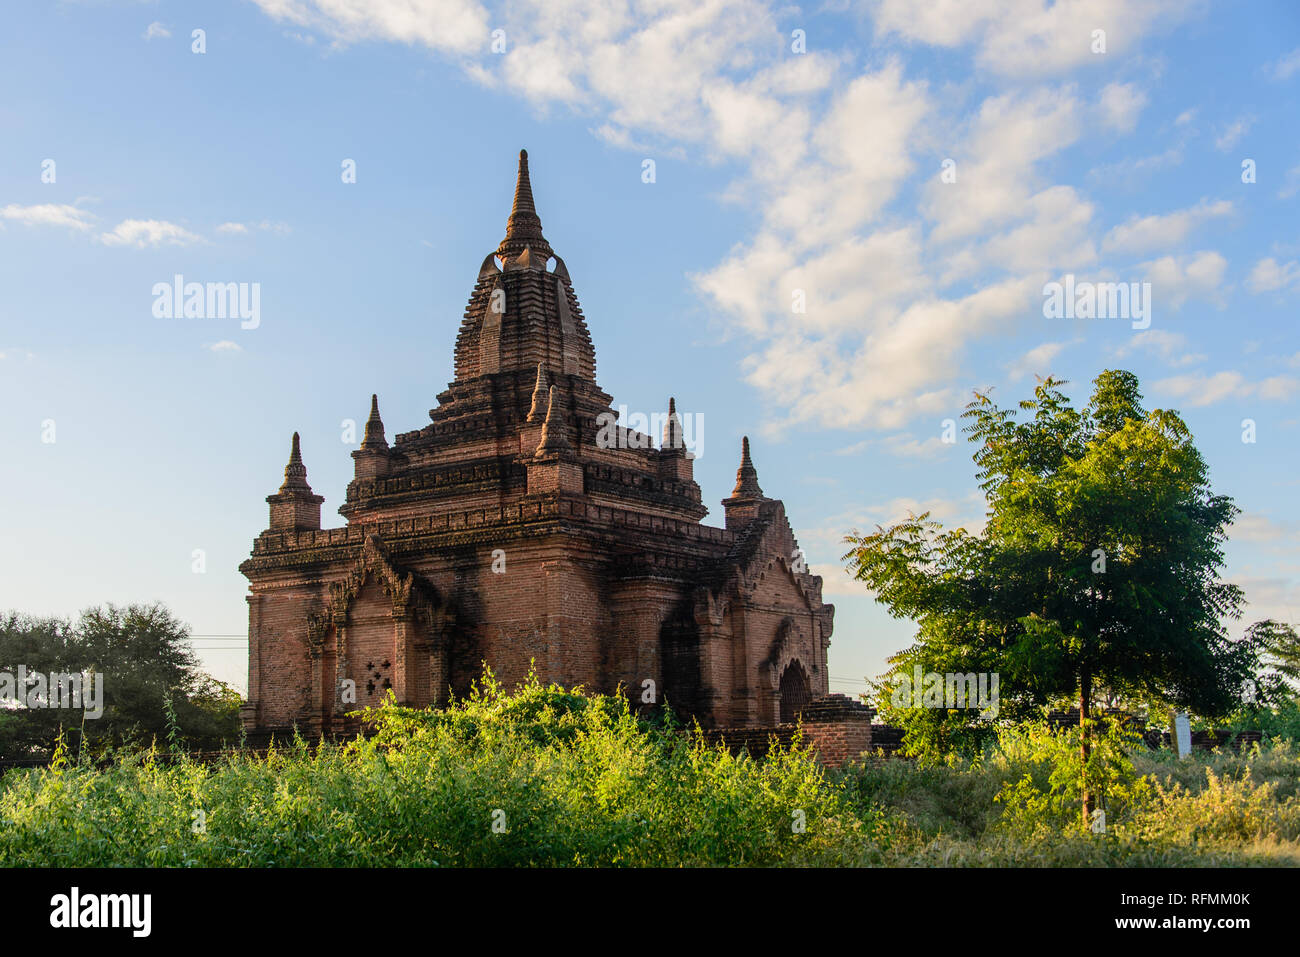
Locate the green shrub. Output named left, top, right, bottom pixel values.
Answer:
left=0, top=672, right=890, bottom=867
left=2, top=676, right=1296, bottom=867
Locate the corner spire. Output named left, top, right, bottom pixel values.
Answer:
left=267, top=431, right=324, bottom=530
left=527, top=362, right=549, bottom=422
left=662, top=396, right=684, bottom=450
left=279, top=432, right=314, bottom=494
left=536, top=385, right=571, bottom=455
left=500, top=149, right=552, bottom=259
left=730, top=435, right=764, bottom=498
left=361, top=394, right=388, bottom=451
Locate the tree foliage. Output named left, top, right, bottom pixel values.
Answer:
left=844, top=371, right=1262, bottom=810
left=0, top=602, right=241, bottom=760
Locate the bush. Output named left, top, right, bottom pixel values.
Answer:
left=0, top=672, right=891, bottom=867
left=3, top=676, right=1296, bottom=867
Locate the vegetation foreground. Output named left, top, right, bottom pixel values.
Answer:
left=1, top=676, right=1298, bottom=867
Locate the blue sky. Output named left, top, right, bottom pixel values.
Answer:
left=1, top=0, right=1297, bottom=698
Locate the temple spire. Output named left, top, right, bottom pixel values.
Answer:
left=662, top=397, right=684, bottom=450
left=279, top=432, right=314, bottom=494
left=500, top=149, right=552, bottom=259
left=536, top=386, right=571, bottom=455
left=361, top=394, right=388, bottom=451
left=267, top=431, right=324, bottom=530
left=527, top=363, right=549, bottom=423
left=730, top=436, right=764, bottom=498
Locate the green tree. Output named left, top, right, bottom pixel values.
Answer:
left=0, top=613, right=81, bottom=759
left=844, top=371, right=1260, bottom=825
left=1259, top=618, right=1300, bottom=690
left=0, top=602, right=241, bottom=760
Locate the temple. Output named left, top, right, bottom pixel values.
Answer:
left=239, top=150, right=836, bottom=740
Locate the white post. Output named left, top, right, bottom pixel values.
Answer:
left=1173, top=712, right=1192, bottom=758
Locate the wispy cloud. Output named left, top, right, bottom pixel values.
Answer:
left=1102, top=199, right=1232, bottom=255
left=144, top=22, right=171, bottom=41
left=1112, top=329, right=1205, bottom=367
left=1270, top=46, right=1300, bottom=81
left=1215, top=114, right=1254, bottom=151
left=217, top=219, right=290, bottom=235
left=1097, top=82, right=1147, bottom=133
left=1141, top=250, right=1227, bottom=309
left=1006, top=340, right=1077, bottom=381
left=871, top=0, right=1193, bottom=77
left=99, top=219, right=203, bottom=248
left=0, top=203, right=94, bottom=231
left=1153, top=370, right=1299, bottom=407
left=1246, top=257, right=1300, bottom=294
left=204, top=340, right=243, bottom=353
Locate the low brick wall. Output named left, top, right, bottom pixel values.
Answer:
left=703, top=694, right=905, bottom=767
left=699, top=725, right=797, bottom=762
left=1141, top=728, right=1263, bottom=752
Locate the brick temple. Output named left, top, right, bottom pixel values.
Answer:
left=239, top=150, right=844, bottom=745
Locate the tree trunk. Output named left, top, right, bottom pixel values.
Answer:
left=1080, top=668, right=1093, bottom=829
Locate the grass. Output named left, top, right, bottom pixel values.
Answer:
left=1, top=675, right=1297, bottom=867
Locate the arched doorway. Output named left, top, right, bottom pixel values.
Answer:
left=779, top=660, right=811, bottom=724
left=660, top=616, right=702, bottom=722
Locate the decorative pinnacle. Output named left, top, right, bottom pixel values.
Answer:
left=536, top=386, right=571, bottom=455
left=527, top=363, right=549, bottom=422
left=361, top=394, right=388, bottom=451
left=662, top=396, right=684, bottom=450
left=279, top=432, right=313, bottom=494
left=500, top=149, right=552, bottom=259
left=730, top=435, right=763, bottom=498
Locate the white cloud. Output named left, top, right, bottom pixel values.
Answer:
left=237, top=0, right=1218, bottom=439
left=1141, top=250, right=1227, bottom=309
left=837, top=433, right=956, bottom=459
left=217, top=220, right=290, bottom=235
left=1088, top=145, right=1185, bottom=186
left=923, top=86, right=1082, bottom=244
left=1231, top=512, right=1300, bottom=544
left=1271, top=46, right=1300, bottom=81
left=204, top=341, right=243, bottom=353
left=870, top=0, right=1194, bottom=77
left=0, top=203, right=95, bottom=231
left=879, top=434, right=953, bottom=459
left=1102, top=199, right=1231, bottom=255
left=808, top=563, right=872, bottom=598
left=1112, top=329, right=1204, bottom=367
left=1007, top=340, right=1077, bottom=381
left=99, top=219, right=203, bottom=248
left=144, top=22, right=171, bottom=41
left=1280, top=163, right=1300, bottom=200
left=1246, top=257, right=1300, bottom=293
left=740, top=276, right=1034, bottom=433
left=972, top=185, right=1096, bottom=278
left=1215, top=114, right=1254, bottom=151
left=1153, top=370, right=1299, bottom=407
left=1097, top=82, right=1147, bottom=132
left=250, top=0, right=490, bottom=56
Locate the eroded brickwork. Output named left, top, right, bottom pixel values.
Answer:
left=240, top=151, right=835, bottom=740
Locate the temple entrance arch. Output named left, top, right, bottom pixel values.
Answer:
left=779, top=659, right=811, bottom=724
